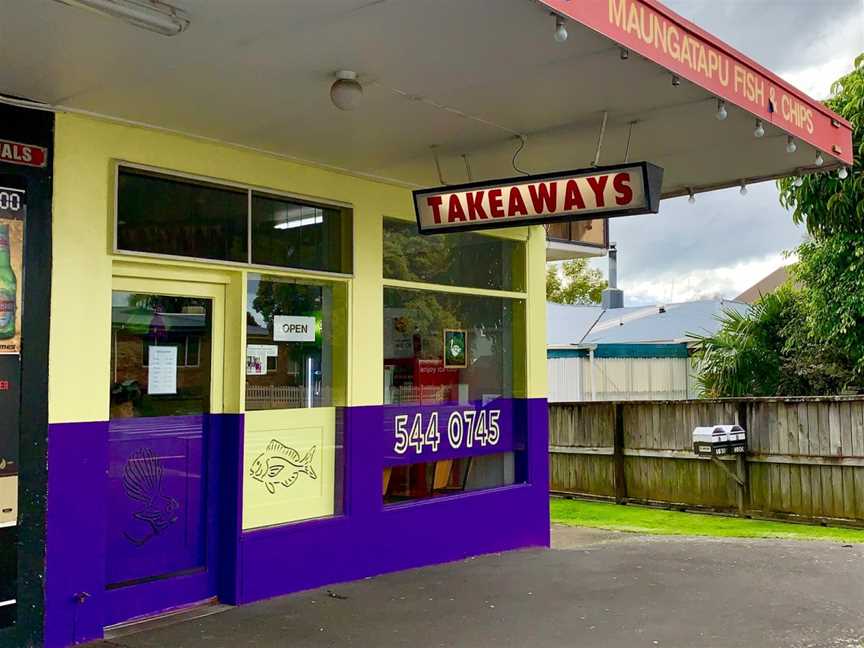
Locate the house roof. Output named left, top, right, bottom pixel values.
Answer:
left=735, top=266, right=791, bottom=303
left=547, top=299, right=750, bottom=347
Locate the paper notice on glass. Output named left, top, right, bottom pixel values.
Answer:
left=248, top=344, right=278, bottom=357
left=148, top=346, right=178, bottom=395
left=246, top=346, right=268, bottom=376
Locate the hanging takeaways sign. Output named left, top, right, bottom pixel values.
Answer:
left=414, top=162, right=663, bottom=235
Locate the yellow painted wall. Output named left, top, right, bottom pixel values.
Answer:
left=49, top=112, right=548, bottom=424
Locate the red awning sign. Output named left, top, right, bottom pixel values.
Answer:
left=540, top=0, right=853, bottom=165
left=414, top=162, right=663, bottom=235
left=0, top=139, right=47, bottom=168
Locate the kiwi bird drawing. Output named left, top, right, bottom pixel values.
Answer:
left=122, top=447, right=180, bottom=546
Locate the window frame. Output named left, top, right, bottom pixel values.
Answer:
left=382, top=216, right=528, bottom=293
left=244, top=273, right=349, bottom=411
left=381, top=215, right=530, bottom=406
left=112, top=161, right=355, bottom=279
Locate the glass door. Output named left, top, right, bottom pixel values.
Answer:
left=105, top=278, right=225, bottom=625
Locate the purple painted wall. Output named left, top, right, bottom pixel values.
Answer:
left=44, top=399, right=549, bottom=647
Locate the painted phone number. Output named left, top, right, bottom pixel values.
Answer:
left=393, top=409, right=501, bottom=455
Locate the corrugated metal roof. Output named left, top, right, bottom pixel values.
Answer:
left=547, top=299, right=750, bottom=346
left=547, top=302, right=603, bottom=347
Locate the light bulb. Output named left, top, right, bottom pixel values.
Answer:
left=620, top=48, right=629, bottom=60
left=786, top=135, right=797, bottom=154
left=688, top=190, right=696, bottom=204
left=739, top=181, right=748, bottom=196
left=754, top=119, right=765, bottom=138
left=672, top=75, right=681, bottom=87
left=839, top=166, right=849, bottom=179
left=815, top=152, right=824, bottom=167
left=554, top=15, right=568, bottom=42
left=716, top=99, right=727, bottom=121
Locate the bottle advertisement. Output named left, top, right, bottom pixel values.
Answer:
left=0, top=184, right=23, bottom=506
left=0, top=185, right=23, bottom=355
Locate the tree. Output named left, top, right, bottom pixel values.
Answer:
left=694, top=54, right=864, bottom=396
left=778, top=53, right=864, bottom=238
left=777, top=53, right=864, bottom=382
left=691, top=285, right=852, bottom=397
left=546, top=259, right=607, bottom=305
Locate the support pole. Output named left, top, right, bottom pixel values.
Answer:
left=613, top=403, right=627, bottom=504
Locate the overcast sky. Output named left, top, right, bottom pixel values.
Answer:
left=586, top=0, right=864, bottom=306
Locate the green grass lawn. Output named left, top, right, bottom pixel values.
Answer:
left=551, top=497, right=864, bottom=543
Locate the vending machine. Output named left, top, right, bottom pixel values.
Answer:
left=0, top=178, right=24, bottom=629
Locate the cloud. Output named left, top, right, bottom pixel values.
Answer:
left=619, top=252, right=795, bottom=306
left=585, top=181, right=805, bottom=305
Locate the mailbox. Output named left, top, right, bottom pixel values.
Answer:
left=692, top=424, right=746, bottom=457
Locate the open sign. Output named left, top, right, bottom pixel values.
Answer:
left=273, top=315, right=316, bottom=342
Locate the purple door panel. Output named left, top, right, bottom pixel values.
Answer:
left=106, top=416, right=207, bottom=587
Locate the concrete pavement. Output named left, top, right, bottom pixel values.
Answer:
left=90, top=525, right=864, bottom=648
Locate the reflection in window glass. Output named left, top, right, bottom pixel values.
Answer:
left=383, top=219, right=525, bottom=291
left=246, top=275, right=346, bottom=410
left=252, top=194, right=352, bottom=274
left=383, top=452, right=518, bottom=504
left=383, top=288, right=525, bottom=405
left=110, top=292, right=212, bottom=418
left=544, top=219, right=607, bottom=247
left=117, top=169, right=248, bottom=262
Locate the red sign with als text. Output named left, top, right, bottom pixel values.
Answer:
left=414, top=162, right=663, bottom=235
left=0, top=139, right=47, bottom=168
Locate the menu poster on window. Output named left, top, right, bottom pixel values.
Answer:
left=148, top=346, right=178, bottom=395
left=246, top=345, right=269, bottom=376
left=0, top=186, right=25, bottom=355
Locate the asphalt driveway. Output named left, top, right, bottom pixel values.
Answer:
left=91, top=525, right=864, bottom=648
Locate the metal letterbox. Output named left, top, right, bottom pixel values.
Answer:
left=692, top=424, right=746, bottom=457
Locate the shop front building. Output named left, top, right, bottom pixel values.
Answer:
left=0, top=1, right=853, bottom=646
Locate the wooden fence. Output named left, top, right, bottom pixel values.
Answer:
left=549, top=398, right=864, bottom=524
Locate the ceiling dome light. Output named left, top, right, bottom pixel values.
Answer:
left=553, top=15, right=568, bottom=43
left=754, top=119, right=765, bottom=138
left=815, top=152, right=824, bottom=167
left=786, top=135, right=797, bottom=154
left=688, top=189, right=696, bottom=204
left=739, top=180, right=748, bottom=196
left=838, top=166, right=849, bottom=180
left=330, top=70, right=363, bottom=111
left=716, top=99, right=727, bottom=121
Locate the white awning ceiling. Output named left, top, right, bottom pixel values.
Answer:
left=0, top=0, right=851, bottom=195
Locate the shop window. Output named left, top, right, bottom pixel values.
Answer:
left=383, top=453, right=518, bottom=504
left=117, top=168, right=248, bottom=263
left=383, top=218, right=525, bottom=291
left=110, top=293, right=212, bottom=419
left=252, top=193, right=352, bottom=274
left=245, top=274, right=347, bottom=410
left=383, top=287, right=525, bottom=405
